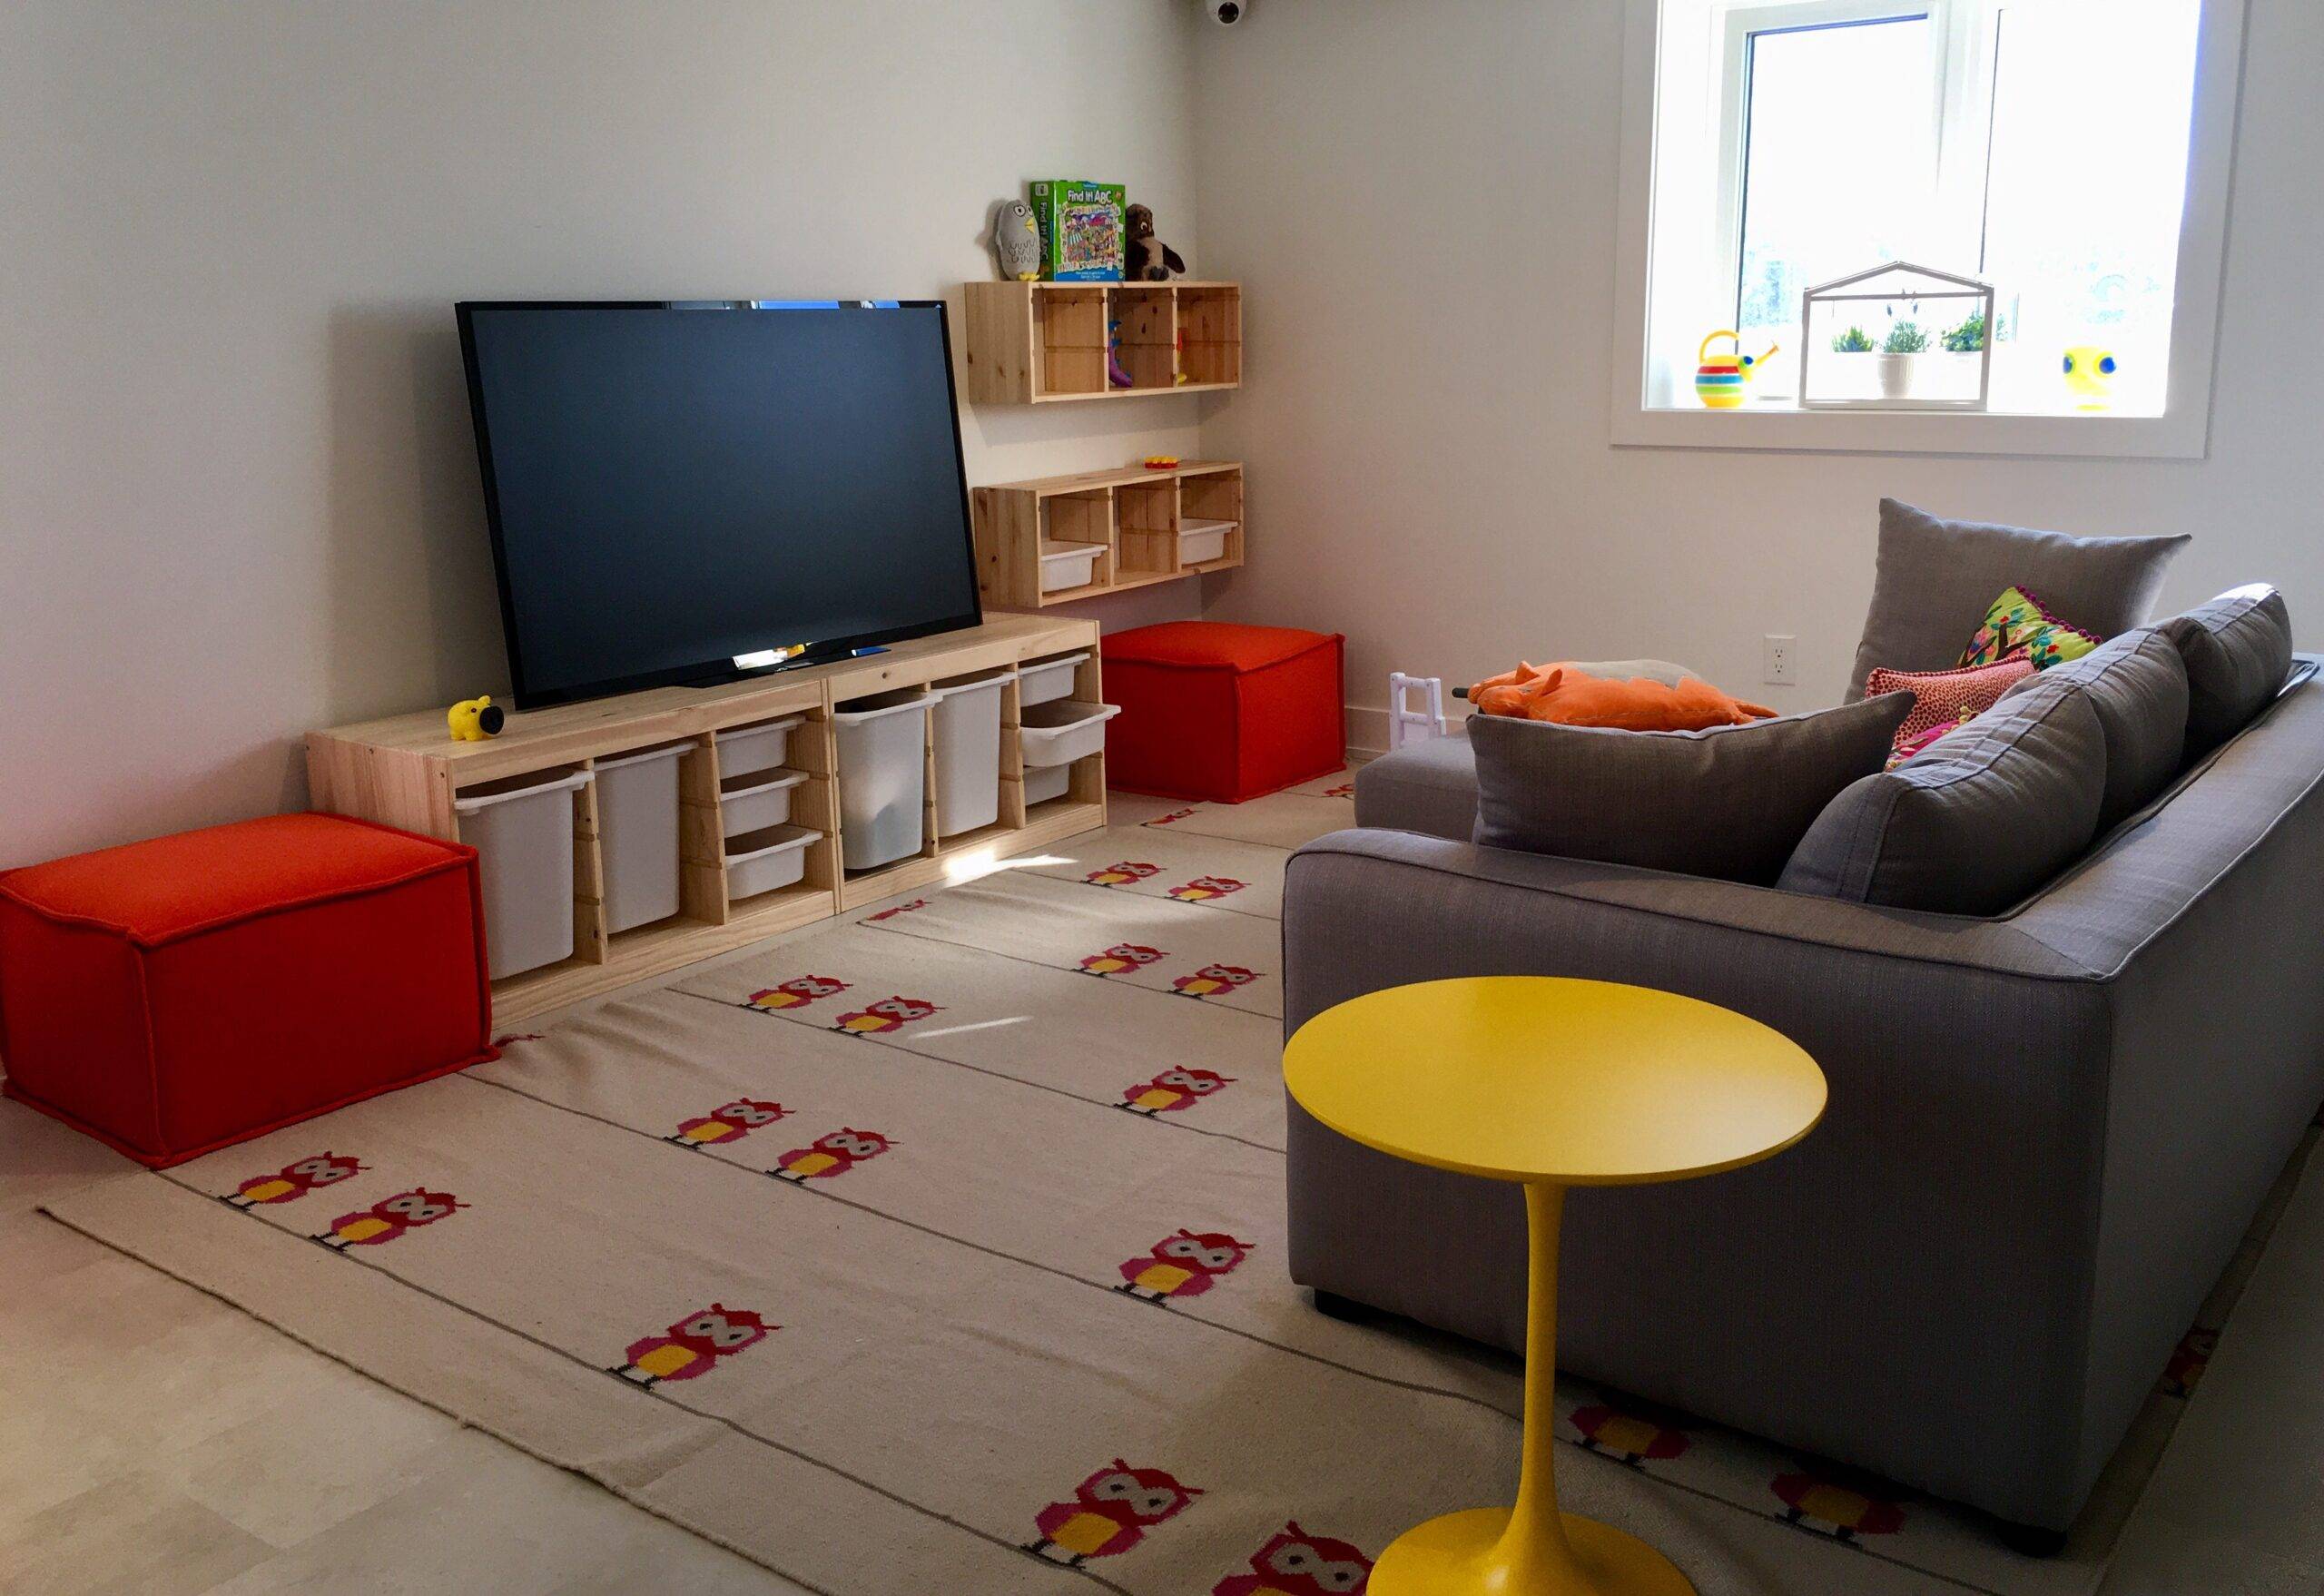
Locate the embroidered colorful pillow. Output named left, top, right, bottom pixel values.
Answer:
left=1888, top=719, right=1960, bottom=768
left=1957, top=586, right=2106, bottom=670
left=1865, top=656, right=2038, bottom=760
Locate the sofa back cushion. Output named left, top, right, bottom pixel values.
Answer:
left=1995, top=628, right=2188, bottom=832
left=2160, top=586, right=2294, bottom=758
left=1470, top=692, right=1911, bottom=885
left=1779, top=672, right=2107, bottom=914
left=1846, top=498, right=2190, bottom=700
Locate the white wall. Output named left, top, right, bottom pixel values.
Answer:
left=0, top=0, right=1212, bottom=862
left=1190, top=0, right=2323, bottom=750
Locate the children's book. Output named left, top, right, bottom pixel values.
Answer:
left=1029, top=180, right=1125, bottom=281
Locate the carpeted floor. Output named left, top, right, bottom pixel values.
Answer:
left=40, top=780, right=2299, bottom=1596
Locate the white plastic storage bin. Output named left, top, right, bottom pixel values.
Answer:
left=725, top=825, right=817, bottom=901
left=592, top=744, right=687, bottom=934
left=452, top=770, right=595, bottom=980
left=1039, top=541, right=1103, bottom=594
left=715, top=715, right=803, bottom=781
left=721, top=769, right=807, bottom=838
left=928, top=669, right=1011, bottom=837
left=1023, top=763, right=1071, bottom=805
left=1178, top=517, right=1234, bottom=565
left=1019, top=700, right=1120, bottom=769
left=1016, top=651, right=1089, bottom=708
left=832, top=688, right=933, bottom=871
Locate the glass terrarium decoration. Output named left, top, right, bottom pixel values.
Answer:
left=1798, top=261, right=1994, bottom=411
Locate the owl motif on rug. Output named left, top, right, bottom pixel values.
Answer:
left=1023, top=1458, right=1202, bottom=1567
left=1115, top=1228, right=1253, bottom=1304
left=666, top=1099, right=789, bottom=1150
left=746, top=975, right=850, bottom=1012
left=1172, top=964, right=1257, bottom=1000
left=1086, top=861, right=1159, bottom=887
left=226, top=1152, right=364, bottom=1207
left=1120, top=1068, right=1236, bottom=1117
left=312, top=1188, right=462, bottom=1249
left=832, top=996, right=940, bottom=1036
left=1079, top=943, right=1167, bottom=978
left=770, top=1128, right=894, bottom=1183
left=1211, top=1522, right=1374, bottom=1594
left=1167, top=876, right=1245, bottom=902
left=609, top=1304, right=773, bottom=1388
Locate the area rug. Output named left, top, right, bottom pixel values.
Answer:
left=41, top=784, right=2299, bottom=1596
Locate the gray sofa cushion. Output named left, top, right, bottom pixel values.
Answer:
left=1354, top=734, right=1478, bottom=842
left=1469, top=692, right=1911, bottom=885
left=1996, top=628, right=2189, bottom=832
left=1846, top=498, right=2191, bottom=700
left=1781, top=672, right=2106, bottom=913
left=2161, top=586, right=2293, bottom=757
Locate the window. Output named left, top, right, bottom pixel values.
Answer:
left=1612, top=0, right=2240, bottom=454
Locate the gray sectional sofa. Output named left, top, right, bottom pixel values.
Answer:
left=1284, top=564, right=2319, bottom=1537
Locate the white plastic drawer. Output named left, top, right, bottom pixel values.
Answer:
left=720, top=769, right=807, bottom=838
left=714, top=715, right=803, bottom=780
left=1019, top=699, right=1119, bottom=769
left=725, top=824, right=816, bottom=900
left=1016, top=652, right=1089, bottom=707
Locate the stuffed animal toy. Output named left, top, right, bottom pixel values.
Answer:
left=1125, top=204, right=1185, bottom=282
left=447, top=695, right=505, bottom=741
left=1468, top=664, right=1776, bottom=731
left=991, top=198, right=1042, bottom=281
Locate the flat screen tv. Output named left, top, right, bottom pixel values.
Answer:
left=457, top=299, right=983, bottom=710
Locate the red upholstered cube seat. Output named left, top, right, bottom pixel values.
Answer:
left=0, top=813, right=494, bottom=1167
left=1102, top=621, right=1345, bottom=803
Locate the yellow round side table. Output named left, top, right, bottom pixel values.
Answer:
left=1283, top=976, right=1827, bottom=1596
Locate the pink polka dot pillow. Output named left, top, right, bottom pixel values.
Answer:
left=1866, top=656, right=2039, bottom=765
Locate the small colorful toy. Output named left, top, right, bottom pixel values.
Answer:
left=1142, top=455, right=1179, bottom=470
left=1108, top=319, right=1134, bottom=389
left=2063, top=345, right=2119, bottom=410
left=447, top=695, right=504, bottom=740
left=1695, top=329, right=1777, bottom=409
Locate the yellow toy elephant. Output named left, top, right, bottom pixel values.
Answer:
left=447, top=695, right=505, bottom=741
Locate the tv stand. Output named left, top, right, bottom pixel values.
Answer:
left=308, top=615, right=1105, bottom=1023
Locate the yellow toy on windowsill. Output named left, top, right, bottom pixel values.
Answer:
left=447, top=695, right=505, bottom=741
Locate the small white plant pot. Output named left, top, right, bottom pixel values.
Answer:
left=1877, top=351, right=1917, bottom=399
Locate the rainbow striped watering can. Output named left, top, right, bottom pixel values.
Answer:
left=1696, top=330, right=1777, bottom=409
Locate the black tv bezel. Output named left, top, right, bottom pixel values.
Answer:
left=455, top=298, right=987, bottom=712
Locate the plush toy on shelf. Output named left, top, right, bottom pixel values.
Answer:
left=990, top=198, right=1042, bottom=282
left=1125, top=204, right=1185, bottom=282
left=447, top=695, right=505, bottom=741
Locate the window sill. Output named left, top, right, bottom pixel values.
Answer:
left=1610, top=402, right=2210, bottom=460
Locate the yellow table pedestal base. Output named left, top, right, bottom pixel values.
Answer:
left=1372, top=1507, right=1696, bottom=1596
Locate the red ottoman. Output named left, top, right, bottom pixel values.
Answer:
left=1102, top=621, right=1344, bottom=803
left=0, top=813, right=495, bottom=1167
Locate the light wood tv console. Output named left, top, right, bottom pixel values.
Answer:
left=309, top=615, right=1106, bottom=1024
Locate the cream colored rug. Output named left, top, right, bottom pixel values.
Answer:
left=43, top=786, right=2294, bottom=1596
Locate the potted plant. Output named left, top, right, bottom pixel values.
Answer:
left=1940, top=310, right=1989, bottom=353
left=1832, top=325, right=1876, bottom=353
left=1879, top=320, right=1929, bottom=399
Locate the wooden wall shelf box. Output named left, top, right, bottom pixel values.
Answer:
left=309, top=616, right=1106, bottom=1023
left=971, top=461, right=1244, bottom=610
left=960, top=281, right=1242, bottom=404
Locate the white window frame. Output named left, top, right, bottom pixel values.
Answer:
left=1610, top=0, right=2245, bottom=458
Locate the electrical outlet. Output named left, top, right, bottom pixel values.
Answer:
left=1763, top=634, right=1797, bottom=686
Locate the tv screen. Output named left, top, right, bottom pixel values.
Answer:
left=458, top=300, right=983, bottom=709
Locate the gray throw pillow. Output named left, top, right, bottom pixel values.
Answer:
left=1994, top=628, right=2188, bottom=832
left=1779, top=671, right=2106, bottom=914
left=1846, top=498, right=2190, bottom=700
left=1469, top=692, right=1912, bottom=886
left=2159, top=585, right=2293, bottom=757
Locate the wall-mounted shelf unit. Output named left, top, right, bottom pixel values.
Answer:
left=307, top=615, right=1106, bottom=1023
left=960, top=281, right=1242, bottom=404
left=970, top=461, right=1244, bottom=609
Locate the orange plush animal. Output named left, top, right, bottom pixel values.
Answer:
left=1468, top=663, right=1776, bottom=731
